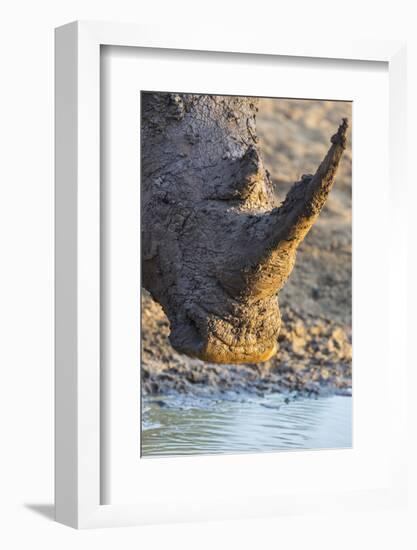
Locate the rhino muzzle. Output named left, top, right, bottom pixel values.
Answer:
left=168, top=296, right=281, bottom=364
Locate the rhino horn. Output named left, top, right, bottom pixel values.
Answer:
left=222, top=119, right=348, bottom=299
left=267, top=117, right=348, bottom=246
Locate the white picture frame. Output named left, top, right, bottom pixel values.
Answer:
left=55, top=20, right=407, bottom=529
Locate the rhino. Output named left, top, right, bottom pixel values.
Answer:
left=141, top=92, right=348, bottom=364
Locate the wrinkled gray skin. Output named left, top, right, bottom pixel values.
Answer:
left=141, top=92, right=348, bottom=364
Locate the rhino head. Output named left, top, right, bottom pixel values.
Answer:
left=141, top=93, right=348, bottom=364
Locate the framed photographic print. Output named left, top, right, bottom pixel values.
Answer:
left=55, top=21, right=407, bottom=528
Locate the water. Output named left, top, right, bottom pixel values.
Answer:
left=141, top=392, right=352, bottom=457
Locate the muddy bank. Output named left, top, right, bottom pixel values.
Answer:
left=141, top=291, right=351, bottom=397
left=141, top=99, right=352, bottom=398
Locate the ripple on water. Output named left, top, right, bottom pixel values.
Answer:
left=141, top=392, right=352, bottom=457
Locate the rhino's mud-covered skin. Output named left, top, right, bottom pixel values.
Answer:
left=141, top=92, right=348, bottom=364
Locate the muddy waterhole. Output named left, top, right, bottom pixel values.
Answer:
left=141, top=392, right=352, bottom=457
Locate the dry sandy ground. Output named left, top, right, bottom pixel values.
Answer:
left=142, top=98, right=352, bottom=397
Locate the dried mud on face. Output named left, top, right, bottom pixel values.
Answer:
left=141, top=99, right=352, bottom=398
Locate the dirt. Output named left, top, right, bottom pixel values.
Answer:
left=141, top=98, right=352, bottom=397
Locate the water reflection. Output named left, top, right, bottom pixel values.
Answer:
left=141, top=393, right=352, bottom=457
